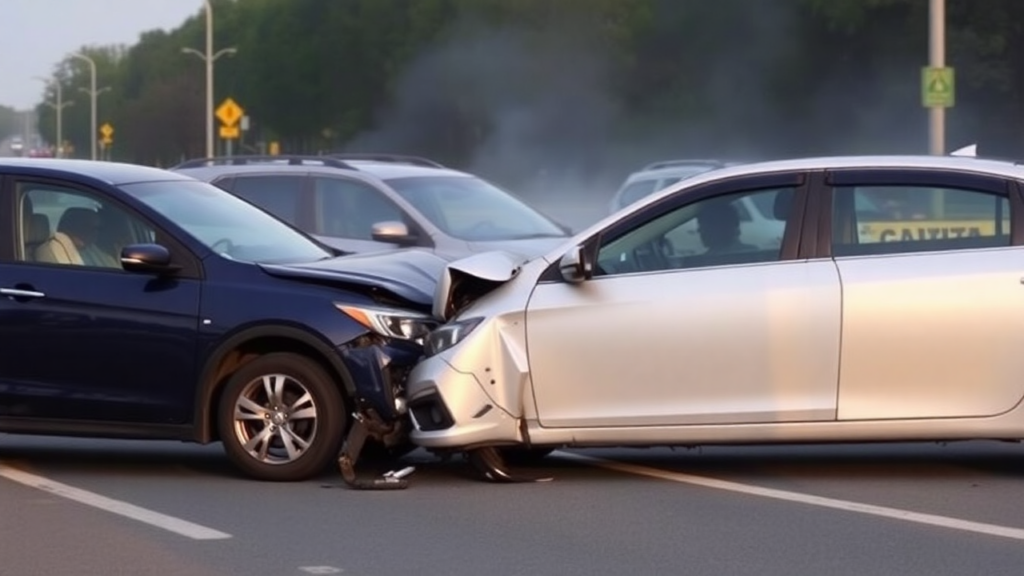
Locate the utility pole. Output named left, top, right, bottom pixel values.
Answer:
left=71, top=53, right=111, bottom=161
left=35, top=76, right=73, bottom=158
left=928, top=0, right=945, bottom=155
left=183, top=0, right=237, bottom=158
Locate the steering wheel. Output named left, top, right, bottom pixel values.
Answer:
left=210, top=237, right=235, bottom=254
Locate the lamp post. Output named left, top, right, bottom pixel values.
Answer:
left=928, top=0, right=945, bottom=156
left=70, top=53, right=111, bottom=161
left=34, top=76, right=73, bottom=158
left=182, top=0, right=237, bottom=158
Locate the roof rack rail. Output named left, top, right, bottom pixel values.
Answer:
left=325, top=153, right=445, bottom=168
left=642, top=159, right=727, bottom=171
left=171, top=154, right=356, bottom=170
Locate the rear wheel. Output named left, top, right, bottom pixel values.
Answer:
left=217, top=352, right=347, bottom=482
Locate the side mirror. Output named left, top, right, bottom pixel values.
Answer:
left=371, top=220, right=418, bottom=246
left=120, top=243, right=181, bottom=275
left=559, top=244, right=593, bottom=284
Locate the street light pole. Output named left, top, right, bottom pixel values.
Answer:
left=929, top=0, right=945, bottom=155
left=182, top=0, right=237, bottom=158
left=34, top=76, right=73, bottom=158
left=70, top=53, right=110, bottom=161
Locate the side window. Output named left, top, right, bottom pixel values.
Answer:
left=596, top=186, right=796, bottom=276
left=313, top=177, right=404, bottom=240
left=831, top=185, right=1011, bottom=257
left=17, top=182, right=156, bottom=269
left=229, top=176, right=304, bottom=225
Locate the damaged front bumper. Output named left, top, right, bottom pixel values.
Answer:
left=335, top=339, right=422, bottom=489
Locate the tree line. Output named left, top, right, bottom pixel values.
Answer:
left=21, top=0, right=1024, bottom=192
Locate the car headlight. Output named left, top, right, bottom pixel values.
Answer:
left=423, top=317, right=484, bottom=358
left=336, top=304, right=438, bottom=345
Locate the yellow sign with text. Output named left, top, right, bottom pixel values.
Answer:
left=859, top=220, right=1010, bottom=243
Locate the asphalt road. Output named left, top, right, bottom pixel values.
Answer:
left=3, top=435, right=1024, bottom=576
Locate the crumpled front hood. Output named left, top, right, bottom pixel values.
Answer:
left=259, top=248, right=453, bottom=307
left=433, top=250, right=526, bottom=321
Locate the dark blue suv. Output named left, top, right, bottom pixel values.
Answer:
left=0, top=159, right=444, bottom=482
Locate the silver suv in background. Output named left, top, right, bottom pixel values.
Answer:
left=172, top=154, right=571, bottom=259
left=608, top=159, right=741, bottom=214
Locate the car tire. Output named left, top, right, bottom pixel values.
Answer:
left=217, top=352, right=347, bottom=482
left=499, top=446, right=555, bottom=466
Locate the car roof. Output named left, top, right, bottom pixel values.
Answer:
left=624, top=155, right=1024, bottom=211
left=173, top=159, right=476, bottom=183
left=0, top=158, right=195, bottom=185
left=706, top=154, right=1024, bottom=178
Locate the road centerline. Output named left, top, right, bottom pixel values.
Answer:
left=555, top=451, right=1024, bottom=541
left=0, top=462, right=232, bottom=541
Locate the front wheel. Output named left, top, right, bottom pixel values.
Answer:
left=217, top=352, right=347, bottom=482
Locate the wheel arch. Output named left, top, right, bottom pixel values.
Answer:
left=193, top=323, right=357, bottom=443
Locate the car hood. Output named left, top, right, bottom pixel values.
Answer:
left=258, top=248, right=454, bottom=308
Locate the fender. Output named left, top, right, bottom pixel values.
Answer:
left=192, top=323, right=359, bottom=443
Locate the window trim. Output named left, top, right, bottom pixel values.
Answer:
left=537, top=171, right=812, bottom=283
left=8, top=176, right=204, bottom=279
left=820, top=168, right=1022, bottom=259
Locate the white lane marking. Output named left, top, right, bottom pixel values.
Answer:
left=554, top=451, right=1024, bottom=541
left=299, top=568, right=344, bottom=574
left=0, top=463, right=232, bottom=540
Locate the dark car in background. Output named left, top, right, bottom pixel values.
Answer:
left=171, top=154, right=571, bottom=259
left=0, top=158, right=445, bottom=482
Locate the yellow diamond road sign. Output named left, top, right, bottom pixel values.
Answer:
left=216, top=98, right=244, bottom=127
left=922, top=67, right=955, bottom=108
left=100, top=123, right=114, bottom=138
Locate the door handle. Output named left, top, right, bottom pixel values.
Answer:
left=0, top=287, right=45, bottom=299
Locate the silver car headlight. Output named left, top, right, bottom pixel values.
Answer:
left=423, top=317, right=484, bottom=358
left=336, top=304, right=438, bottom=345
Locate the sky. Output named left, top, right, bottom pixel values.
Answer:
left=1, top=0, right=205, bottom=110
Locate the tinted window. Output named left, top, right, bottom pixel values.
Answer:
left=229, top=175, right=305, bottom=225
left=313, top=177, right=405, bottom=240
left=386, top=176, right=565, bottom=242
left=597, top=187, right=795, bottom=276
left=120, top=180, right=331, bottom=264
left=832, top=185, right=1011, bottom=257
left=16, top=182, right=155, bottom=269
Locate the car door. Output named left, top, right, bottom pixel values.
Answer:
left=825, top=168, right=1024, bottom=421
left=0, top=176, right=202, bottom=424
left=525, top=171, right=843, bottom=428
left=310, top=176, right=423, bottom=253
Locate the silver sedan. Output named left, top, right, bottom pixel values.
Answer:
left=403, top=154, right=1024, bottom=480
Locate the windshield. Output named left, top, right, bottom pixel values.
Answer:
left=119, top=180, right=333, bottom=264
left=385, top=175, right=566, bottom=242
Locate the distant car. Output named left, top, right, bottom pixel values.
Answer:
left=402, top=154, right=1024, bottom=481
left=10, top=137, right=24, bottom=153
left=0, top=158, right=447, bottom=482
left=171, top=154, right=572, bottom=260
left=608, top=159, right=740, bottom=214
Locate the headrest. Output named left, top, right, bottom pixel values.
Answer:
left=58, top=207, right=100, bottom=237
left=27, top=214, right=50, bottom=245
left=773, top=189, right=795, bottom=220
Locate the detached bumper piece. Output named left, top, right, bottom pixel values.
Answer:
left=466, top=446, right=554, bottom=484
left=338, top=411, right=414, bottom=490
